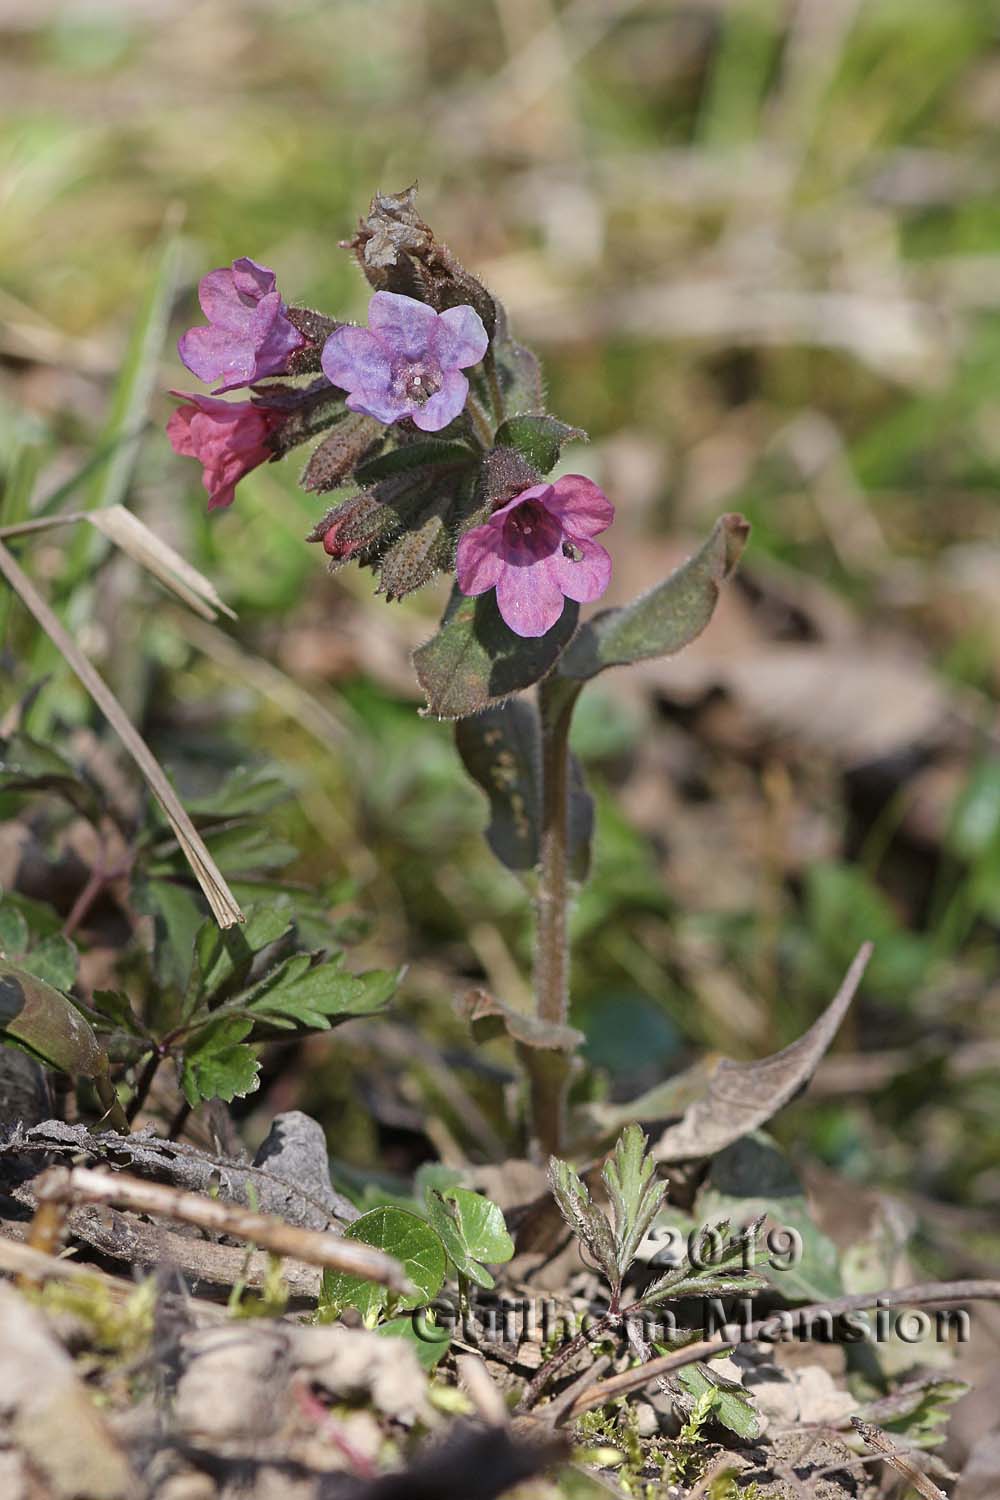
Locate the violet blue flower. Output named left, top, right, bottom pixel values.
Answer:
left=178, top=258, right=305, bottom=392
left=166, top=391, right=285, bottom=511
left=321, top=291, right=488, bottom=433
left=456, top=475, right=613, bottom=638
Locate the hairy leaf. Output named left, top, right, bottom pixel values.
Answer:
left=558, top=513, right=750, bottom=681
left=602, top=1124, right=667, bottom=1277
left=414, top=586, right=579, bottom=720
left=548, top=1155, right=619, bottom=1290
left=237, top=952, right=399, bottom=1033
left=455, top=698, right=594, bottom=878
left=494, top=416, right=584, bottom=475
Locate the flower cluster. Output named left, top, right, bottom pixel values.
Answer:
left=167, top=191, right=614, bottom=638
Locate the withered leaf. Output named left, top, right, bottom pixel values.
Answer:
left=653, top=943, right=873, bottom=1163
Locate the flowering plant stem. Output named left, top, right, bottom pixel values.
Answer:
left=529, top=675, right=583, bottom=1154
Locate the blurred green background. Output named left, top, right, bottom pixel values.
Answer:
left=2, top=0, right=1000, bottom=1259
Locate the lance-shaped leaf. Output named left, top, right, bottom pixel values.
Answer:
left=602, top=1124, right=667, bottom=1277
left=548, top=1154, right=618, bottom=1289
left=0, top=963, right=110, bottom=1078
left=490, top=331, right=543, bottom=416
left=455, top=699, right=594, bottom=878
left=494, top=416, right=585, bottom=476
left=558, top=513, right=750, bottom=681
left=653, top=944, right=873, bottom=1163
left=414, top=587, right=579, bottom=720
left=642, top=1217, right=769, bottom=1307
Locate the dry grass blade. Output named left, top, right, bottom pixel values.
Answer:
left=0, top=507, right=236, bottom=622
left=0, top=538, right=244, bottom=928
left=34, top=1166, right=409, bottom=1290
left=850, top=1418, right=948, bottom=1500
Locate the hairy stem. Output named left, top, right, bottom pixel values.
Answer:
left=466, top=394, right=495, bottom=449
left=484, top=346, right=505, bottom=424
left=528, top=677, right=582, bottom=1154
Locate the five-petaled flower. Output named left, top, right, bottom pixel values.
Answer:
left=166, top=392, right=285, bottom=512
left=321, top=291, right=487, bottom=433
left=178, top=258, right=305, bottom=392
left=456, top=475, right=613, bottom=638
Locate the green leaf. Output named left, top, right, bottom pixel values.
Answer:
left=490, top=335, right=543, bottom=416
left=455, top=699, right=594, bottom=878
left=0, top=962, right=110, bottom=1078
left=677, top=1363, right=762, bottom=1440
left=643, top=1215, right=769, bottom=1307
left=601, top=1124, right=666, bottom=1277
left=184, top=766, right=292, bottom=821
left=547, top=1155, right=619, bottom=1292
left=179, top=1016, right=260, bottom=1106
left=0, top=733, right=99, bottom=819
left=424, top=1188, right=514, bottom=1290
left=376, top=1314, right=450, bottom=1370
left=240, top=952, right=399, bottom=1033
left=320, top=1207, right=446, bottom=1322
left=190, top=907, right=293, bottom=1008
left=0, top=902, right=30, bottom=957
left=558, top=513, right=749, bottom=681
left=91, top=989, right=147, bottom=1038
left=494, top=416, right=585, bottom=475
left=17, top=933, right=78, bottom=993
left=135, top=878, right=204, bottom=992
left=414, top=585, right=579, bottom=720
left=696, top=1135, right=843, bottom=1304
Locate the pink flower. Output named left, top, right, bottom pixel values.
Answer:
left=321, top=291, right=487, bottom=433
left=456, top=475, right=613, bottom=638
left=178, top=258, right=305, bottom=391
left=166, top=391, right=284, bottom=511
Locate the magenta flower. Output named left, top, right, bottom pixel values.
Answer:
left=178, top=258, right=305, bottom=392
left=456, top=475, right=613, bottom=638
left=166, top=391, right=285, bottom=511
left=321, top=291, right=488, bottom=433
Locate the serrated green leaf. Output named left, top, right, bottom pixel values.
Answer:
left=91, top=989, right=147, bottom=1038
left=677, top=1363, right=762, bottom=1440
left=134, top=877, right=204, bottom=992
left=558, top=513, right=749, bottom=681
left=602, top=1124, right=666, bottom=1276
left=239, top=952, right=399, bottom=1033
left=0, top=733, right=99, bottom=819
left=0, top=962, right=109, bottom=1078
left=184, top=766, right=292, bottom=821
left=190, top=907, right=293, bottom=1008
left=0, top=903, right=30, bottom=957
left=494, top=415, right=585, bottom=475
left=425, top=1188, right=514, bottom=1289
left=548, top=1155, right=619, bottom=1290
left=18, top=934, right=78, bottom=993
left=179, top=1016, right=260, bottom=1106
left=320, top=1207, right=446, bottom=1322
left=414, top=585, right=579, bottom=720
left=643, top=1215, right=768, bottom=1308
